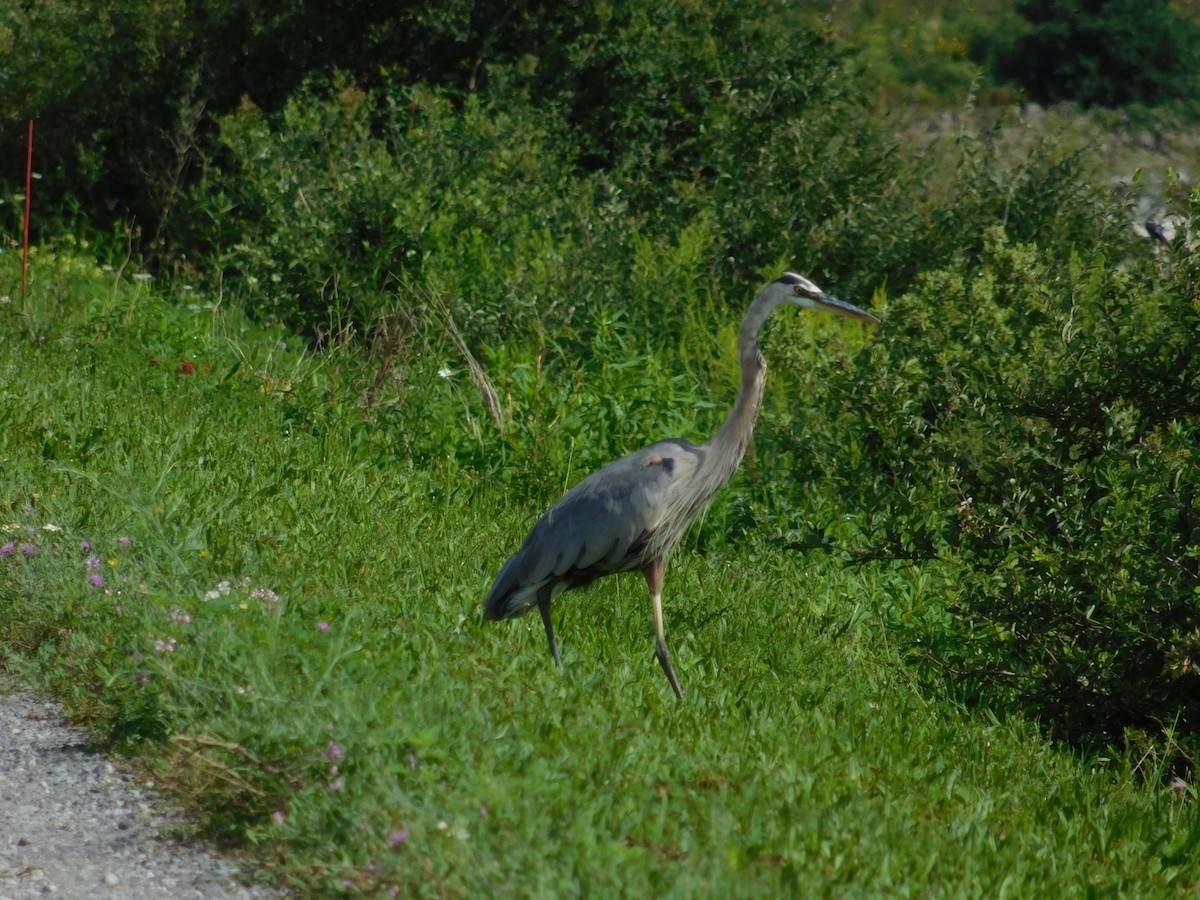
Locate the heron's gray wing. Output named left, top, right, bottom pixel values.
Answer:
left=484, top=440, right=702, bottom=619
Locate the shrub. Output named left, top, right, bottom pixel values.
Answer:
left=0, top=0, right=573, bottom=242
left=999, top=0, right=1200, bottom=107
left=207, top=80, right=597, bottom=341
left=787, top=172, right=1200, bottom=753
left=200, top=2, right=933, bottom=345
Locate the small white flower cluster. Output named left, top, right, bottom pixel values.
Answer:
left=202, top=577, right=278, bottom=607
left=154, top=637, right=177, bottom=654
left=436, top=819, right=470, bottom=841
left=250, top=586, right=281, bottom=606
left=204, top=580, right=234, bottom=601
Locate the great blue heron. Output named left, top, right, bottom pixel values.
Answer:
left=484, top=273, right=878, bottom=697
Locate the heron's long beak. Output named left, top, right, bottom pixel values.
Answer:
left=816, top=292, right=879, bottom=323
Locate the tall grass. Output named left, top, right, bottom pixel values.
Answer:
left=1, top=249, right=1197, bottom=896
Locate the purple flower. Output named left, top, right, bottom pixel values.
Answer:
left=85, top=554, right=100, bottom=569
left=118, top=536, right=131, bottom=547
left=79, top=540, right=91, bottom=552
left=89, top=574, right=105, bottom=588
left=390, top=830, right=410, bottom=847
left=317, top=620, right=330, bottom=632
left=19, top=542, right=37, bottom=557
left=272, top=809, right=286, bottom=826
left=327, top=741, right=343, bottom=760
left=0, top=542, right=13, bottom=557
left=1170, top=777, right=1188, bottom=792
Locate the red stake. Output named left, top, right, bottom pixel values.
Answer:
left=22, top=119, right=33, bottom=306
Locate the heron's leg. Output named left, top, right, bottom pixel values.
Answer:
left=643, top=557, right=684, bottom=699
left=537, top=587, right=561, bottom=669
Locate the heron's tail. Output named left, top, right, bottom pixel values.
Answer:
left=483, top=550, right=539, bottom=621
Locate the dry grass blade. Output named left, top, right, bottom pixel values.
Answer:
left=431, top=292, right=506, bottom=431
left=167, top=734, right=279, bottom=800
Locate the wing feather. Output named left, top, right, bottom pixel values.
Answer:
left=483, top=440, right=702, bottom=620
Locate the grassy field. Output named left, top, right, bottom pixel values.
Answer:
left=1, top=247, right=1197, bottom=896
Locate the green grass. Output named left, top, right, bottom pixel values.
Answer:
left=1, top=248, right=1198, bottom=896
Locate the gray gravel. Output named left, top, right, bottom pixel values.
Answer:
left=0, top=688, right=281, bottom=899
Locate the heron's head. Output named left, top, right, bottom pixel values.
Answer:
left=776, top=272, right=878, bottom=323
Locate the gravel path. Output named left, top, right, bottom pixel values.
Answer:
left=0, top=687, right=281, bottom=899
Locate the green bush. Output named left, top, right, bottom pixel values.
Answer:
left=999, top=0, right=1200, bottom=107
left=789, top=176, right=1200, bottom=753
left=0, top=0, right=903, bottom=276
left=208, top=80, right=596, bottom=341
left=0, top=0, right=572, bottom=243
left=198, top=6, right=915, bottom=342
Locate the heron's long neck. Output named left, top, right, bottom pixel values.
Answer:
left=704, top=293, right=779, bottom=483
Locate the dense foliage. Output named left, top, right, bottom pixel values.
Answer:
left=790, top=184, right=1200, bottom=753
left=6, top=1, right=1199, bottom=257
left=1001, top=0, right=1200, bottom=107
left=202, top=27, right=910, bottom=342
left=0, top=0, right=599, bottom=241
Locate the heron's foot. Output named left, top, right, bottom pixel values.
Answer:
left=655, top=638, right=684, bottom=699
